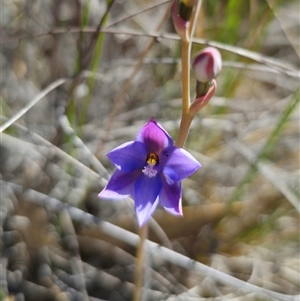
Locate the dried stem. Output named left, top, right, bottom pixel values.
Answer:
left=3, top=28, right=299, bottom=77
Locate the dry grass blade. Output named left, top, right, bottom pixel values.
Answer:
left=1, top=181, right=295, bottom=301
left=0, top=78, right=68, bottom=132
left=230, top=140, right=300, bottom=212
left=4, top=27, right=298, bottom=77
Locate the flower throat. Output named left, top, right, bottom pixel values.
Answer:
left=143, top=152, right=159, bottom=178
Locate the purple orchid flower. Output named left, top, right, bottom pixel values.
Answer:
left=98, top=119, right=201, bottom=226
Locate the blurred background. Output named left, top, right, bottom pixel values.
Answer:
left=1, top=0, right=299, bottom=300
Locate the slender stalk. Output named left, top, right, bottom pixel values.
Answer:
left=79, top=0, right=115, bottom=127
left=176, top=114, right=193, bottom=148
left=175, top=0, right=203, bottom=148
left=133, top=223, right=148, bottom=301
left=181, top=41, right=191, bottom=115
left=175, top=41, right=191, bottom=147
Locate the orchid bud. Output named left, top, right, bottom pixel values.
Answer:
left=192, top=47, right=222, bottom=97
left=192, top=47, right=222, bottom=83
left=172, top=0, right=194, bottom=42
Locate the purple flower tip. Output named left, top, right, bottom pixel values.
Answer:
left=192, top=47, right=222, bottom=83
left=98, top=119, right=201, bottom=227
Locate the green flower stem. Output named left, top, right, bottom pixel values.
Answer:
left=79, top=0, right=115, bottom=127
left=133, top=223, right=148, bottom=301
left=175, top=40, right=192, bottom=148
left=176, top=114, right=193, bottom=148
left=175, top=0, right=203, bottom=148
left=181, top=41, right=191, bottom=115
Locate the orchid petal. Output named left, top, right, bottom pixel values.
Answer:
left=160, top=146, right=201, bottom=181
left=98, top=169, right=141, bottom=199
left=98, top=118, right=202, bottom=227
left=107, top=141, right=147, bottom=172
left=136, top=119, right=173, bottom=153
left=134, top=174, right=162, bottom=226
left=159, top=178, right=182, bottom=215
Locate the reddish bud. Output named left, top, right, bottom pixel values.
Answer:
left=192, top=47, right=222, bottom=83
left=171, top=0, right=193, bottom=42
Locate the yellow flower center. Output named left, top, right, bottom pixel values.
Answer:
left=146, top=152, right=159, bottom=166
left=143, top=152, right=159, bottom=178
